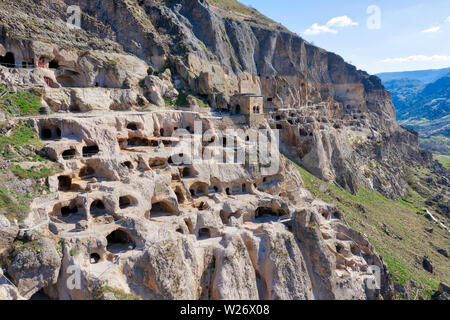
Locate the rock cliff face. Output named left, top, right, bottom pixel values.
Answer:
left=46, top=0, right=434, bottom=199
left=2, top=0, right=441, bottom=300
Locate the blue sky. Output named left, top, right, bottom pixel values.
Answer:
left=240, top=0, right=450, bottom=74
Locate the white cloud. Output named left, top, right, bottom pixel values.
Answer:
left=421, top=26, right=441, bottom=33
left=303, top=23, right=337, bottom=36
left=381, top=55, right=450, bottom=63
left=446, top=16, right=450, bottom=23
left=303, top=15, right=358, bottom=36
left=326, top=16, right=358, bottom=28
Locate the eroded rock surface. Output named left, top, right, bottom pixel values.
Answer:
left=3, top=0, right=441, bottom=300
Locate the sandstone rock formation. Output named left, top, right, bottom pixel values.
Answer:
left=1, top=0, right=444, bottom=301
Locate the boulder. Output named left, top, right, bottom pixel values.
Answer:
left=0, top=216, right=18, bottom=254
left=422, top=257, right=433, bottom=273
left=7, top=238, right=62, bottom=299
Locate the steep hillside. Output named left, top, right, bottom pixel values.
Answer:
left=0, top=0, right=448, bottom=301
left=291, top=158, right=449, bottom=300
left=383, top=78, right=426, bottom=116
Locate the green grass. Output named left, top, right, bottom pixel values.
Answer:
left=0, top=186, right=29, bottom=223
left=0, top=87, right=42, bottom=116
left=0, top=121, right=57, bottom=223
left=69, top=248, right=79, bottom=256
left=165, top=90, right=211, bottom=109
left=0, top=121, right=44, bottom=159
left=9, top=164, right=56, bottom=180
left=434, top=154, right=450, bottom=170
left=95, top=286, right=141, bottom=300
left=287, top=156, right=449, bottom=300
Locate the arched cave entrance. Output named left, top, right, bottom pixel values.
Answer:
left=82, top=145, right=99, bottom=157
left=41, top=128, right=52, bottom=140
left=90, top=200, right=106, bottom=217
left=61, top=205, right=79, bottom=218
left=90, top=252, right=101, bottom=264
left=127, top=123, right=139, bottom=131
left=0, top=52, right=15, bottom=67
left=62, top=149, right=76, bottom=160
left=106, top=229, right=135, bottom=253
left=48, top=59, right=59, bottom=69
left=119, top=196, right=135, bottom=209
left=150, top=201, right=177, bottom=218
left=198, top=227, right=211, bottom=239
left=255, top=207, right=288, bottom=219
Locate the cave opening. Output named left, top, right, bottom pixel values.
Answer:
left=182, top=167, right=195, bottom=178
left=127, top=123, right=139, bottom=131
left=58, top=175, right=72, bottom=191
left=79, top=166, right=95, bottom=179
left=255, top=207, right=287, bottom=219
left=61, top=205, right=78, bottom=217
left=69, top=104, right=81, bottom=113
left=174, top=187, right=185, bottom=204
left=119, top=196, right=134, bottom=209
left=149, top=158, right=167, bottom=168
left=82, top=145, right=99, bottom=157
left=121, top=161, right=133, bottom=170
left=150, top=140, right=159, bottom=147
left=198, top=227, right=211, bottom=239
left=150, top=201, right=177, bottom=218
left=90, top=253, right=101, bottom=264
left=127, top=138, right=149, bottom=147
left=90, top=200, right=106, bottom=217
left=62, top=149, right=76, bottom=160
left=106, top=229, right=135, bottom=253
left=41, top=128, right=53, bottom=140
left=0, top=52, right=15, bottom=67
left=48, top=59, right=59, bottom=69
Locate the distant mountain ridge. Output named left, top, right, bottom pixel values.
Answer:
left=377, top=67, right=450, bottom=84
left=380, top=69, right=450, bottom=154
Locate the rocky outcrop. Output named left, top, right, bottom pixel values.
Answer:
left=0, top=0, right=417, bottom=300
left=0, top=216, right=18, bottom=254
left=8, top=108, right=391, bottom=300
left=7, top=238, right=61, bottom=299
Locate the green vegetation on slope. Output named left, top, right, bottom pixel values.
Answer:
left=0, top=121, right=59, bottom=222
left=288, top=157, right=450, bottom=300
left=435, top=154, right=450, bottom=170
left=0, top=86, right=42, bottom=116
left=95, top=285, right=141, bottom=300
left=381, top=72, right=450, bottom=155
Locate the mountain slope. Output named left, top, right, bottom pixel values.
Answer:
left=381, top=72, right=450, bottom=154
left=0, top=0, right=448, bottom=301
